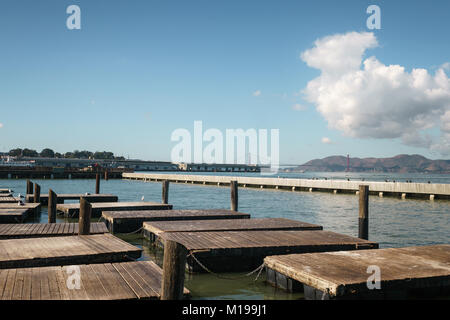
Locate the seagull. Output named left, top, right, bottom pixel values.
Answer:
left=141, top=196, right=145, bottom=201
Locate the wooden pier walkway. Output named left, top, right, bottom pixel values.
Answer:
left=144, top=218, right=322, bottom=243
left=161, top=230, right=378, bottom=272
left=0, top=189, right=12, bottom=194
left=0, top=234, right=142, bottom=269
left=0, top=222, right=108, bottom=239
left=0, top=261, right=190, bottom=300
left=26, top=193, right=118, bottom=205
left=123, top=172, right=450, bottom=200
left=103, top=209, right=251, bottom=233
left=0, top=204, right=41, bottom=223
left=264, top=244, right=450, bottom=299
left=56, top=201, right=172, bottom=218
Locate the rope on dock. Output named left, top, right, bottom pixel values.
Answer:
left=187, top=251, right=265, bottom=281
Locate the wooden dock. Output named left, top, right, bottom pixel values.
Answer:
left=103, top=209, right=251, bottom=233
left=144, top=218, right=322, bottom=243
left=0, top=203, right=41, bottom=223
left=26, top=193, right=119, bottom=205
left=0, top=189, right=12, bottom=194
left=0, top=196, right=20, bottom=204
left=161, top=230, right=378, bottom=273
left=0, top=233, right=142, bottom=269
left=0, top=260, right=190, bottom=300
left=264, top=244, right=450, bottom=299
left=0, top=209, right=35, bottom=223
left=0, top=222, right=109, bottom=239
left=56, top=201, right=173, bottom=218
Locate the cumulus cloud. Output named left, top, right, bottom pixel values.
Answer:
left=301, top=31, right=450, bottom=155
left=253, top=90, right=261, bottom=97
left=321, top=137, right=332, bottom=144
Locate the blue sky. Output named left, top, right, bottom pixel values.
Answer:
left=0, top=0, right=449, bottom=164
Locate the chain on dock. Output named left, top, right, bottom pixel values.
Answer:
left=187, top=251, right=265, bottom=281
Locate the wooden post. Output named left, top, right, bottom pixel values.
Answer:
left=161, top=239, right=187, bottom=300
left=79, top=197, right=92, bottom=235
left=26, top=180, right=34, bottom=195
left=231, top=180, right=238, bottom=211
left=358, top=185, right=369, bottom=240
left=48, top=189, right=57, bottom=223
left=162, top=180, right=169, bottom=204
left=34, top=184, right=41, bottom=204
left=104, top=170, right=109, bottom=181
left=95, top=174, right=100, bottom=194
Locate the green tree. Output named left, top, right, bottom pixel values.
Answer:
left=40, top=148, right=55, bottom=158
left=8, top=148, right=22, bottom=157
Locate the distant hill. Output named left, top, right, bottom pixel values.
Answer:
left=291, top=154, right=450, bottom=173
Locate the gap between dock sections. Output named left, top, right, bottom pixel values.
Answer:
left=122, top=173, right=450, bottom=201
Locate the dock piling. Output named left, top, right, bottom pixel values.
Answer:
left=161, top=239, right=188, bottom=300
left=48, top=189, right=58, bottom=223
left=95, top=174, right=100, bottom=194
left=34, top=184, right=41, bottom=204
left=26, top=180, right=34, bottom=195
left=358, top=185, right=369, bottom=240
left=162, top=180, right=170, bottom=204
left=231, top=180, right=238, bottom=211
left=79, top=197, right=92, bottom=235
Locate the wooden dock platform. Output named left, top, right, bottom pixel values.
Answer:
left=0, top=261, right=190, bottom=300
left=0, top=196, right=20, bottom=204
left=103, top=209, right=251, bottom=233
left=0, top=209, right=34, bottom=223
left=0, top=222, right=109, bottom=239
left=0, top=203, right=41, bottom=223
left=0, top=189, right=12, bottom=194
left=264, top=244, right=450, bottom=299
left=161, top=230, right=378, bottom=273
left=56, top=201, right=173, bottom=218
left=26, top=193, right=119, bottom=205
left=0, top=233, right=142, bottom=269
left=144, top=218, right=322, bottom=243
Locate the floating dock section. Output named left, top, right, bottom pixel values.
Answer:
left=56, top=201, right=172, bottom=218
left=0, top=233, right=142, bottom=269
left=144, top=218, right=322, bottom=243
left=264, top=244, right=450, bottom=299
left=0, top=222, right=108, bottom=239
left=0, top=203, right=41, bottom=223
left=123, top=173, right=450, bottom=200
left=103, top=209, right=251, bottom=233
left=0, top=261, right=190, bottom=300
left=26, top=193, right=119, bottom=205
left=161, top=230, right=378, bottom=273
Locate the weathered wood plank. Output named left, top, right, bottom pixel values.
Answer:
left=57, top=201, right=172, bottom=218
left=103, top=209, right=251, bottom=233
left=161, top=230, right=378, bottom=273
left=264, top=244, right=450, bottom=299
left=0, top=234, right=142, bottom=269
left=0, top=222, right=108, bottom=239
left=144, top=218, right=322, bottom=243
left=0, top=261, right=189, bottom=300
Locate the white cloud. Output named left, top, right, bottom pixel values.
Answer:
left=301, top=31, right=450, bottom=155
left=0, top=123, right=3, bottom=128
left=292, top=103, right=307, bottom=111
left=321, top=137, right=332, bottom=144
left=253, top=90, right=261, bottom=97
left=441, top=62, right=450, bottom=71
